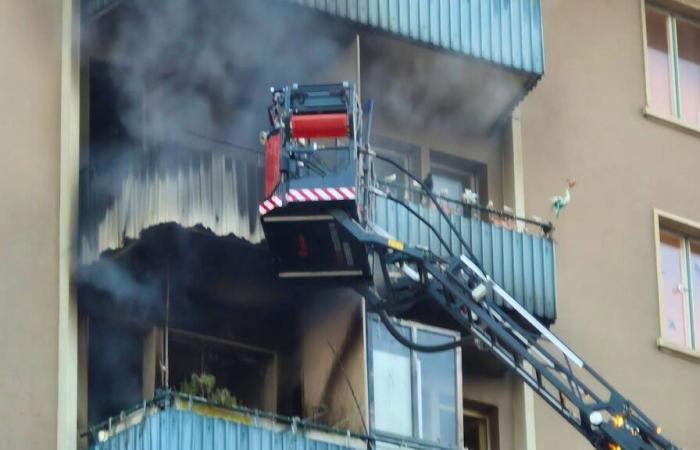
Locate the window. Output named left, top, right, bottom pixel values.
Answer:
left=655, top=211, right=700, bottom=355
left=462, top=400, right=498, bottom=450
left=367, top=315, right=461, bottom=448
left=644, top=5, right=700, bottom=127
left=430, top=150, right=487, bottom=217
left=168, top=330, right=277, bottom=410
left=463, top=411, right=489, bottom=450
left=430, top=170, right=476, bottom=216
left=658, top=230, right=700, bottom=350
left=372, top=136, right=421, bottom=202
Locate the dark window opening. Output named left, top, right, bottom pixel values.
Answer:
left=88, top=318, right=144, bottom=426
left=463, top=401, right=499, bottom=450
left=168, top=330, right=276, bottom=411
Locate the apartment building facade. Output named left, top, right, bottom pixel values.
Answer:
left=0, top=1, right=697, bottom=450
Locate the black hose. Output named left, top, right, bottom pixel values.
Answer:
left=370, top=152, right=484, bottom=271
left=378, top=309, right=469, bottom=353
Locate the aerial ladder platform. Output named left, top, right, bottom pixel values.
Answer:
left=258, top=83, right=681, bottom=450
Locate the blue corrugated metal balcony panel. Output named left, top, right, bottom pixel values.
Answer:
left=90, top=409, right=356, bottom=450
left=285, top=0, right=544, bottom=77
left=373, top=196, right=556, bottom=323
left=88, top=395, right=446, bottom=450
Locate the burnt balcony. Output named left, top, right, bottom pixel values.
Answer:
left=78, top=146, right=556, bottom=324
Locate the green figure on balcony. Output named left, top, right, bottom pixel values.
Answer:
left=551, top=178, right=577, bottom=218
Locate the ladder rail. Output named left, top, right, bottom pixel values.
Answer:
left=455, top=254, right=671, bottom=442
left=330, top=208, right=680, bottom=450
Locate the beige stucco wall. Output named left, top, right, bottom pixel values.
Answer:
left=0, top=1, right=65, bottom=448
left=463, top=374, right=516, bottom=450
left=521, top=0, right=700, bottom=449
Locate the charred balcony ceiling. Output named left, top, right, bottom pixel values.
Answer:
left=77, top=223, right=296, bottom=318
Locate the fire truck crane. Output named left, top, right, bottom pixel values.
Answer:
left=258, top=83, right=681, bottom=450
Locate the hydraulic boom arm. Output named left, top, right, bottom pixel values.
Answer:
left=330, top=209, right=680, bottom=450
left=258, top=83, right=681, bottom=450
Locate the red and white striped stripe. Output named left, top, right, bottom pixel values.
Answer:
left=259, top=187, right=356, bottom=215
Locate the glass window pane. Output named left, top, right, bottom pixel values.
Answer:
left=677, top=19, right=700, bottom=126
left=646, top=9, right=673, bottom=115
left=374, top=146, right=411, bottom=200
left=432, top=173, right=465, bottom=202
left=690, top=240, right=700, bottom=349
left=431, top=171, right=473, bottom=216
left=659, top=232, right=689, bottom=347
left=416, top=330, right=457, bottom=448
left=370, top=317, right=413, bottom=437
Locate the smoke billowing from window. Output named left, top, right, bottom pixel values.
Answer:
left=93, top=0, right=348, bottom=146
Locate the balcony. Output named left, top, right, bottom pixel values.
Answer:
left=78, top=145, right=266, bottom=265
left=372, top=194, right=556, bottom=324
left=287, top=0, right=544, bottom=134
left=287, top=0, right=544, bottom=76
left=87, top=393, right=447, bottom=450
left=84, top=0, right=543, bottom=135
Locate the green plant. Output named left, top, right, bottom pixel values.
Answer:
left=180, top=372, right=237, bottom=409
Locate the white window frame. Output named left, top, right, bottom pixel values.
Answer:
left=642, top=1, right=700, bottom=134
left=366, top=314, right=463, bottom=449
left=653, top=209, right=700, bottom=361
left=371, top=135, right=421, bottom=202
left=463, top=408, right=492, bottom=450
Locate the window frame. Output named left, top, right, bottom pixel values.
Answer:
left=463, top=408, right=491, bottom=450
left=429, top=149, right=488, bottom=218
left=371, top=135, right=421, bottom=202
left=642, top=1, right=700, bottom=136
left=653, top=209, right=700, bottom=361
left=366, top=314, right=463, bottom=449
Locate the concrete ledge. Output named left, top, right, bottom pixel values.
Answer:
left=643, top=107, right=700, bottom=139
left=656, top=337, right=700, bottom=363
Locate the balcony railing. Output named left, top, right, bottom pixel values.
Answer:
left=371, top=186, right=557, bottom=324
left=87, top=392, right=453, bottom=450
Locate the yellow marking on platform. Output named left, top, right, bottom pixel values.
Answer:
left=388, top=239, right=404, bottom=251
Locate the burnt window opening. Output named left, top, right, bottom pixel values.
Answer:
left=79, top=224, right=311, bottom=427
left=84, top=304, right=304, bottom=427
left=168, top=330, right=277, bottom=411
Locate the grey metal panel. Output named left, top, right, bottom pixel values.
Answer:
left=373, top=196, right=556, bottom=322
left=83, top=0, right=122, bottom=16
left=90, top=409, right=355, bottom=450
left=79, top=150, right=265, bottom=264
left=285, top=0, right=544, bottom=76
left=84, top=0, right=543, bottom=76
